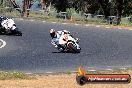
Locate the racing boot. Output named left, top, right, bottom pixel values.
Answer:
left=57, top=44, right=65, bottom=52
left=5, top=28, right=11, bottom=34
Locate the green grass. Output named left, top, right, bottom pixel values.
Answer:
left=0, top=71, right=33, bottom=80
left=126, top=67, right=132, bottom=70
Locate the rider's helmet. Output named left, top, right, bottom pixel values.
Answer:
left=50, top=29, right=56, bottom=38
left=0, top=16, right=4, bottom=22
left=0, top=16, right=8, bottom=20
left=0, top=16, right=8, bottom=24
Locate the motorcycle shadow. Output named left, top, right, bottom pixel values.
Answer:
left=0, top=33, right=22, bottom=36
left=52, top=51, right=80, bottom=54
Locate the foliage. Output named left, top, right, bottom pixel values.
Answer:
left=0, top=71, right=32, bottom=80
left=123, top=0, right=132, bottom=16
left=0, top=0, right=131, bottom=25
left=52, top=0, right=69, bottom=12
left=51, top=0, right=132, bottom=24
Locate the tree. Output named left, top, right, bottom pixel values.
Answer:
left=22, top=0, right=30, bottom=17
left=115, top=0, right=123, bottom=24
left=98, top=0, right=111, bottom=18
left=0, top=0, right=4, bottom=5
left=122, top=0, right=132, bottom=16
left=40, top=0, right=46, bottom=10
left=70, top=0, right=99, bottom=14
left=40, top=0, right=52, bottom=15
left=52, top=0, right=69, bottom=12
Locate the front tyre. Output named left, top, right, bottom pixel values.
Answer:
left=67, top=42, right=81, bottom=53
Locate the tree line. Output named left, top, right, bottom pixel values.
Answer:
left=52, top=0, right=132, bottom=24
left=34, top=0, right=132, bottom=24
left=0, top=0, right=132, bottom=24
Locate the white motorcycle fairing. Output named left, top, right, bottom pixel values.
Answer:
left=0, top=19, right=22, bottom=36
left=58, top=34, right=81, bottom=53
left=59, top=34, right=74, bottom=45
left=1, top=19, right=16, bottom=30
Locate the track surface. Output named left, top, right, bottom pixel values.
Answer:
left=0, top=19, right=132, bottom=73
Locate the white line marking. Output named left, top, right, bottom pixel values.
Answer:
left=105, top=69, right=113, bottom=71
left=87, top=67, right=95, bottom=68
left=0, top=39, right=6, bottom=48
left=106, top=27, right=110, bottom=28
left=70, top=71, right=77, bottom=73
left=52, top=22, right=56, bottom=23
left=26, top=73, right=33, bottom=75
left=119, top=68, right=126, bottom=70
left=88, top=70, right=96, bottom=72
left=107, top=66, right=124, bottom=67
left=107, top=66, right=122, bottom=67
left=19, top=18, right=23, bottom=20
left=46, top=72, right=53, bottom=74
left=62, top=23, right=67, bottom=24
left=118, top=28, right=122, bottom=29
left=85, top=24, right=90, bottom=26
left=96, top=25, right=100, bottom=27
left=30, top=20, right=34, bottom=21
left=43, top=21, right=46, bottom=22
left=75, top=24, right=79, bottom=25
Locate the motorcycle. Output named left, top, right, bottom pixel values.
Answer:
left=57, top=34, right=81, bottom=53
left=0, top=19, right=22, bottom=36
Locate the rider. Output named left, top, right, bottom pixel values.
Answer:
left=50, top=29, right=70, bottom=51
left=0, top=16, right=15, bottom=33
left=0, top=16, right=7, bottom=28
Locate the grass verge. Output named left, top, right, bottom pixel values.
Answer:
left=0, top=71, right=33, bottom=80
left=1, top=10, right=131, bottom=28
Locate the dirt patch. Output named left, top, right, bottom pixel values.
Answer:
left=0, top=70, right=131, bottom=88
left=111, top=25, right=132, bottom=30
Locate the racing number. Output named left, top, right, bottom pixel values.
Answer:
left=63, top=34, right=68, bottom=41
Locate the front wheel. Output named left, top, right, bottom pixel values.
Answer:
left=67, top=42, right=81, bottom=53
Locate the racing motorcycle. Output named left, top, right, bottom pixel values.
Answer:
left=0, top=19, right=22, bottom=36
left=57, top=34, right=81, bottom=53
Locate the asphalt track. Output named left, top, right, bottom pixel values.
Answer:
left=0, top=19, right=132, bottom=73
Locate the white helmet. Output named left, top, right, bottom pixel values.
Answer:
left=50, top=29, right=56, bottom=38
